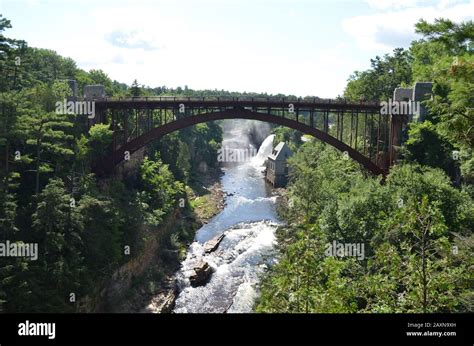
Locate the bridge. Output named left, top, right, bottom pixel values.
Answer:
left=88, top=96, right=407, bottom=176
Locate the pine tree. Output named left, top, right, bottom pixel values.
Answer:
left=17, top=87, right=74, bottom=194
left=31, top=178, right=84, bottom=312
left=130, top=79, right=141, bottom=97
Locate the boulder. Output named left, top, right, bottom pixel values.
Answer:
left=141, top=279, right=178, bottom=313
left=204, top=234, right=225, bottom=254
left=189, top=260, right=213, bottom=287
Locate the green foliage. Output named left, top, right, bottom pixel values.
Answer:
left=410, top=19, right=474, bottom=183
left=404, top=120, right=456, bottom=177
left=287, top=142, right=360, bottom=223
left=343, top=18, right=473, bottom=184
left=89, top=69, right=113, bottom=95
left=344, top=48, right=412, bottom=101
left=87, top=123, right=113, bottom=160
left=17, top=97, right=74, bottom=193
left=385, top=197, right=455, bottom=312
left=148, top=132, right=191, bottom=182
left=257, top=142, right=473, bottom=313
left=0, top=16, right=221, bottom=312
left=130, top=79, right=141, bottom=97
left=414, top=19, right=473, bottom=55
left=385, top=163, right=472, bottom=233
left=30, top=178, right=85, bottom=311
left=273, top=127, right=303, bottom=152
left=139, top=156, right=185, bottom=222
left=152, top=121, right=222, bottom=183
left=0, top=192, right=18, bottom=238
left=257, top=224, right=358, bottom=313
left=77, top=192, right=122, bottom=276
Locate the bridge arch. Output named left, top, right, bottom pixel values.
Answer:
left=101, top=108, right=385, bottom=176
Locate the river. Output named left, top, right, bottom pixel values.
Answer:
left=172, top=120, right=281, bottom=313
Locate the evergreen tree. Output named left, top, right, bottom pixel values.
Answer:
left=130, top=79, right=141, bottom=97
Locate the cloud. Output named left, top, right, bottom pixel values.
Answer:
left=12, top=2, right=372, bottom=97
left=344, top=0, right=474, bottom=51
left=111, top=54, right=125, bottom=64
left=373, top=26, right=419, bottom=48
left=364, top=0, right=467, bottom=10
left=105, top=30, right=160, bottom=51
left=364, top=0, right=426, bottom=10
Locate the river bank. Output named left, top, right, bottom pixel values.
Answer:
left=139, top=167, right=227, bottom=313
left=94, top=166, right=226, bottom=313
left=188, top=168, right=226, bottom=225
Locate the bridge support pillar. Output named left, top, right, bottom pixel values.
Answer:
left=389, top=87, right=412, bottom=165
left=389, top=114, right=406, bottom=166
left=389, top=83, right=433, bottom=166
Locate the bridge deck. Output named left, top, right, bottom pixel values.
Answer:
left=94, top=96, right=381, bottom=111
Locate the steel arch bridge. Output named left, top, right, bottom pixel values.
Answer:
left=90, top=97, right=404, bottom=176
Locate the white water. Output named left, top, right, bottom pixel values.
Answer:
left=172, top=121, right=280, bottom=313
left=252, top=134, right=275, bottom=166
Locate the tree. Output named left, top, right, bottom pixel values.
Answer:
left=379, top=196, right=466, bottom=312
left=0, top=91, right=27, bottom=192
left=0, top=15, right=29, bottom=92
left=17, top=84, right=74, bottom=194
left=148, top=132, right=191, bottom=183
left=344, top=48, right=412, bottom=101
left=415, top=19, right=473, bottom=55
left=404, top=120, right=457, bottom=179
left=273, top=127, right=303, bottom=152
left=77, top=192, right=122, bottom=278
left=286, top=142, right=360, bottom=223
left=87, top=123, right=113, bottom=160
left=130, top=79, right=141, bottom=97
left=88, top=69, right=113, bottom=95
left=257, top=224, right=358, bottom=313
left=361, top=243, right=404, bottom=312
left=139, top=156, right=185, bottom=222
left=410, top=19, right=474, bottom=183
left=31, top=178, right=85, bottom=312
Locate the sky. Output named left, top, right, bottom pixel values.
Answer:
left=1, top=0, right=473, bottom=97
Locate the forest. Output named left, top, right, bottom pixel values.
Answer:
left=0, top=14, right=225, bottom=312
left=257, top=19, right=473, bottom=313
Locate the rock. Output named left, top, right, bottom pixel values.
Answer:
left=141, top=290, right=176, bottom=314
left=204, top=234, right=225, bottom=254
left=141, top=278, right=178, bottom=313
left=189, top=260, right=213, bottom=287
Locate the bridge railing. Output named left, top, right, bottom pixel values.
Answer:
left=93, top=96, right=380, bottom=106
left=101, top=96, right=297, bottom=102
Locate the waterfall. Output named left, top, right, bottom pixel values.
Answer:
left=252, top=134, right=275, bottom=167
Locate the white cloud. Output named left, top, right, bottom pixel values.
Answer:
left=8, top=2, right=381, bottom=97
left=364, top=0, right=425, bottom=10
left=34, top=4, right=357, bottom=97
left=344, top=0, right=474, bottom=51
